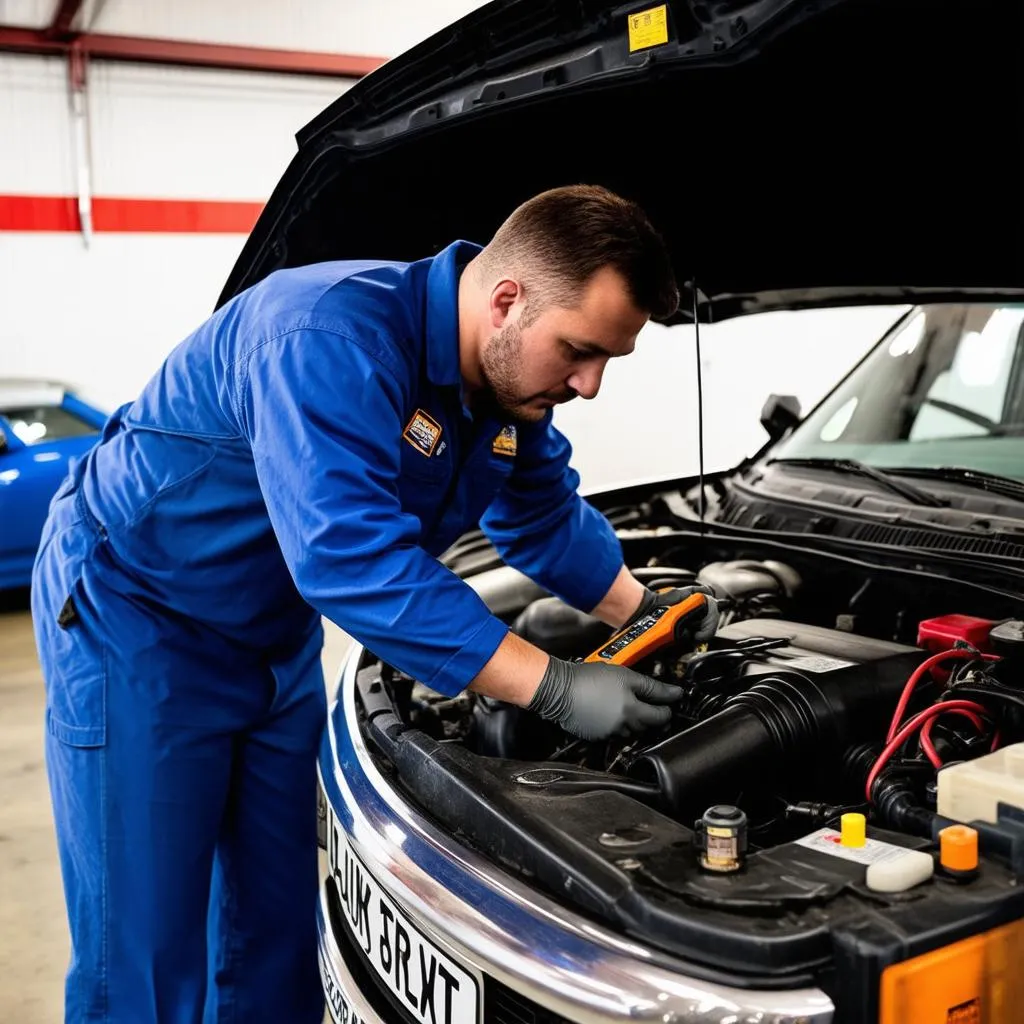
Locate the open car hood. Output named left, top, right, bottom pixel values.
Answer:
left=219, top=0, right=1024, bottom=323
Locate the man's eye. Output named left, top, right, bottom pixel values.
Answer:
left=562, top=341, right=587, bottom=361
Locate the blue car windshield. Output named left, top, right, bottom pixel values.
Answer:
left=772, top=304, right=1024, bottom=481
left=3, top=405, right=99, bottom=446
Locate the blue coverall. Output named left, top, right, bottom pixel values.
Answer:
left=32, top=239, right=624, bottom=1023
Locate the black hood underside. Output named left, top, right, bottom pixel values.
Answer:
left=220, top=0, right=1024, bottom=322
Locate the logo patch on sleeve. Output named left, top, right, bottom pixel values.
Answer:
left=492, top=424, right=517, bottom=456
left=403, top=409, right=442, bottom=457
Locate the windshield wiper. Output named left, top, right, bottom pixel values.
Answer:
left=765, top=457, right=948, bottom=507
left=886, top=466, right=1024, bottom=504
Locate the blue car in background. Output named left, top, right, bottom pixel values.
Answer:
left=0, top=380, right=106, bottom=590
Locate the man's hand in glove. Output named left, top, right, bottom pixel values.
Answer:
left=630, top=584, right=720, bottom=648
left=527, top=657, right=683, bottom=741
left=466, top=575, right=717, bottom=741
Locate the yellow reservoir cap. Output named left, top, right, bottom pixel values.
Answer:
left=940, top=824, right=979, bottom=872
left=840, top=812, right=866, bottom=847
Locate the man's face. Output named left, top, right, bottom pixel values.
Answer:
left=478, top=266, right=649, bottom=423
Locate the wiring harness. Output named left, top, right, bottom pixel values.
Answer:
left=866, top=642, right=1020, bottom=805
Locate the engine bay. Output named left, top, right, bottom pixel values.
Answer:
left=394, top=549, right=1024, bottom=848
left=354, top=535, right=1024, bottom=998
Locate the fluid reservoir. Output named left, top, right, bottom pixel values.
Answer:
left=937, top=741, right=1024, bottom=825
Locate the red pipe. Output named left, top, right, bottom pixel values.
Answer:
left=47, top=0, right=84, bottom=41
left=0, top=25, right=386, bottom=78
left=47, top=0, right=84, bottom=40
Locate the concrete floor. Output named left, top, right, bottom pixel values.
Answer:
left=0, top=590, right=350, bottom=1023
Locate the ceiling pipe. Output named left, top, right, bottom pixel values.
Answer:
left=0, top=25, right=386, bottom=78
left=46, top=0, right=85, bottom=41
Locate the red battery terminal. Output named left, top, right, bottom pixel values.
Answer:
left=916, top=614, right=997, bottom=681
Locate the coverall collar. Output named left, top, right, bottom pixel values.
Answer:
left=426, top=239, right=483, bottom=390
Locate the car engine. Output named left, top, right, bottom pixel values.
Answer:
left=391, top=555, right=1022, bottom=851
left=355, top=543, right=1024, bottom=986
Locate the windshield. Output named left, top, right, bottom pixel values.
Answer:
left=772, top=304, right=1024, bottom=481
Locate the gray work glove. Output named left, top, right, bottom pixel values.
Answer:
left=527, top=657, right=683, bottom=740
left=631, top=584, right=720, bottom=648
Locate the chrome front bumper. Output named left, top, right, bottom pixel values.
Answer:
left=316, top=646, right=836, bottom=1024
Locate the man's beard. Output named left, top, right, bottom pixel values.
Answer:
left=478, top=321, right=574, bottom=424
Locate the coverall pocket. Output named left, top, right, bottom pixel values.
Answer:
left=400, top=440, right=450, bottom=483
left=42, top=583, right=107, bottom=749
left=399, top=443, right=451, bottom=527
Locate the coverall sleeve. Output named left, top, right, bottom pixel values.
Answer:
left=479, top=414, right=624, bottom=614
left=235, top=327, right=508, bottom=696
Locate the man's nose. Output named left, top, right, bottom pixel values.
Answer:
left=568, top=362, right=605, bottom=400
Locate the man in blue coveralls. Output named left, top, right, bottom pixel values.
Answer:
left=33, top=184, right=719, bottom=1022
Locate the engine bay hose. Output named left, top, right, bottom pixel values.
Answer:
left=629, top=665, right=909, bottom=812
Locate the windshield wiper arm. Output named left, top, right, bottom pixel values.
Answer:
left=766, top=457, right=948, bottom=507
left=886, top=466, right=1024, bottom=504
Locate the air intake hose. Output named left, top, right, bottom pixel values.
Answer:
left=629, top=665, right=909, bottom=812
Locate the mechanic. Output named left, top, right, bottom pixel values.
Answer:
left=33, top=183, right=719, bottom=1023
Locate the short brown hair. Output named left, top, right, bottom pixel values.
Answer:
left=477, top=184, right=679, bottom=322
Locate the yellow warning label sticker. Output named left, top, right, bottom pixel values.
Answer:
left=627, top=4, right=669, bottom=52
left=492, top=424, right=517, bottom=456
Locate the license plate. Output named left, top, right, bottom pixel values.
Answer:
left=880, top=916, right=1024, bottom=1023
left=325, top=806, right=481, bottom=1024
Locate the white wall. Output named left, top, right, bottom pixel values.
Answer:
left=0, top=52, right=350, bottom=412
left=87, top=62, right=346, bottom=201
left=0, top=0, right=54, bottom=27
left=0, top=53, right=349, bottom=199
left=87, top=0, right=492, bottom=58
left=0, top=54, right=76, bottom=195
left=0, top=0, right=493, bottom=53
left=1, top=233, right=248, bottom=411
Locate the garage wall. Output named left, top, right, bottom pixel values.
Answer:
left=0, top=0, right=488, bottom=50
left=0, top=52, right=344, bottom=199
left=0, top=0, right=492, bottom=411
left=0, top=52, right=348, bottom=410
left=0, top=0, right=57, bottom=25
left=85, top=0, right=484, bottom=58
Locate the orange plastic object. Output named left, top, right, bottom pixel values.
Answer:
left=940, top=825, right=980, bottom=872
left=879, top=917, right=1024, bottom=1023
left=584, top=592, right=707, bottom=667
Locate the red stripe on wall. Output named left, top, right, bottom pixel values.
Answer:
left=0, top=194, right=78, bottom=231
left=0, top=194, right=264, bottom=233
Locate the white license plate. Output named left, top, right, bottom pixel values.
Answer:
left=325, top=806, right=481, bottom=1024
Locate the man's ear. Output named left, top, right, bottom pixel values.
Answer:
left=489, top=278, right=521, bottom=329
